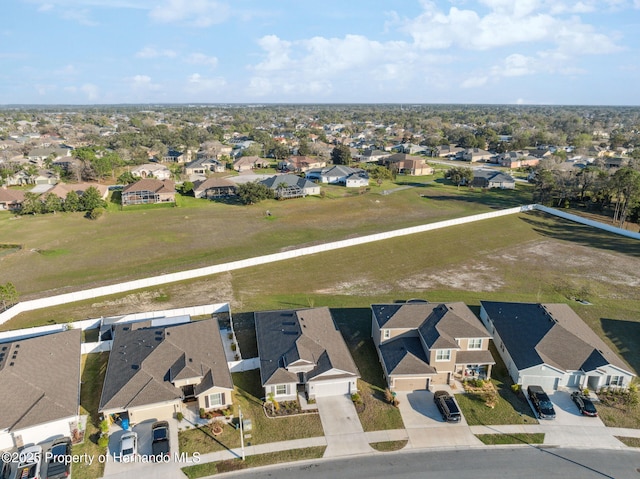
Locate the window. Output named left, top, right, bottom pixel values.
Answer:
left=436, top=349, right=451, bottom=361
left=468, top=338, right=482, bottom=350
left=275, top=384, right=288, bottom=396
left=383, top=329, right=391, bottom=339
left=205, top=392, right=223, bottom=408
left=608, top=375, right=624, bottom=387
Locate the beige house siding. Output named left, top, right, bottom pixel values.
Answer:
left=128, top=401, right=181, bottom=424
left=429, top=349, right=456, bottom=372
left=392, top=377, right=430, bottom=391
left=197, top=387, right=233, bottom=411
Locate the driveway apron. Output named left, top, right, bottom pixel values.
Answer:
left=315, top=395, right=373, bottom=457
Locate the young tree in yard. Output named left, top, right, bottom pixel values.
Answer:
left=236, top=181, right=275, bottom=205
left=80, top=186, right=106, bottom=211
left=330, top=144, right=352, bottom=165
left=181, top=181, right=194, bottom=195
left=446, top=167, right=473, bottom=189
left=64, top=190, right=81, bottom=212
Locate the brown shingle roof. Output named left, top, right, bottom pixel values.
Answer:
left=122, top=178, right=175, bottom=194
left=0, top=329, right=81, bottom=432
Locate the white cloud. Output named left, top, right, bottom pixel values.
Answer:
left=81, top=83, right=99, bottom=100
left=186, top=53, right=218, bottom=68
left=461, top=76, right=489, bottom=88
left=149, top=0, right=230, bottom=27
left=135, top=47, right=177, bottom=59
left=130, top=75, right=161, bottom=91
left=186, top=73, right=226, bottom=93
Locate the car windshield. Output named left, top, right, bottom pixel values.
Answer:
left=584, top=401, right=597, bottom=412
left=50, top=444, right=67, bottom=457
left=153, top=428, right=167, bottom=441
left=540, top=400, right=553, bottom=409
left=122, top=447, right=133, bottom=456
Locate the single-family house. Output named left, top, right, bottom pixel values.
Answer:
left=27, top=147, right=71, bottom=164
left=254, top=307, right=360, bottom=400
left=305, top=165, right=369, bottom=187
left=497, top=151, right=540, bottom=168
left=260, top=174, right=320, bottom=199
left=372, top=302, right=494, bottom=391
left=232, top=156, right=270, bottom=172
left=131, top=163, right=172, bottom=181
left=185, top=158, right=226, bottom=176
left=433, top=144, right=464, bottom=158
left=459, top=148, right=494, bottom=163
left=121, top=179, right=176, bottom=206
left=356, top=149, right=392, bottom=163
left=193, top=177, right=237, bottom=199
left=162, top=149, right=188, bottom=164
left=604, top=157, right=627, bottom=169
left=471, top=170, right=516, bottom=189
left=0, top=329, right=82, bottom=450
left=99, top=319, right=233, bottom=425
left=46, top=182, right=109, bottom=200
left=278, top=156, right=326, bottom=173
left=480, top=301, right=635, bottom=391
left=0, top=187, right=25, bottom=211
left=382, top=153, right=434, bottom=176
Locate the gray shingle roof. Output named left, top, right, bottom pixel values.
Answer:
left=418, top=303, right=491, bottom=350
left=379, top=337, right=436, bottom=376
left=0, top=329, right=81, bottom=432
left=481, top=301, right=633, bottom=374
left=255, top=307, right=359, bottom=387
left=99, top=319, right=232, bottom=412
left=260, top=174, right=316, bottom=191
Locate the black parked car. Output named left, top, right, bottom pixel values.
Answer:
left=527, top=385, right=556, bottom=419
left=46, top=438, right=71, bottom=479
left=433, top=390, right=462, bottom=423
left=151, top=421, right=170, bottom=460
left=571, top=391, right=598, bottom=417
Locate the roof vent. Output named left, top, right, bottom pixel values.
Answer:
left=9, top=362, right=14, bottom=366
left=15, top=344, right=20, bottom=348
left=131, top=364, right=139, bottom=370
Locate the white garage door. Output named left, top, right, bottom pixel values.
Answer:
left=313, top=380, right=351, bottom=398
left=521, top=376, right=559, bottom=391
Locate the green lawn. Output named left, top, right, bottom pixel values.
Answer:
left=71, top=353, right=109, bottom=479
left=614, top=436, right=640, bottom=447
left=181, top=446, right=326, bottom=478
left=476, top=433, right=545, bottom=445
left=369, top=440, right=408, bottom=452
left=179, top=370, right=324, bottom=455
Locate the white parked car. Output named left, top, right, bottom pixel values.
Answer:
left=17, top=445, right=42, bottom=479
left=119, top=432, right=138, bottom=462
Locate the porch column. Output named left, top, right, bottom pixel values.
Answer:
left=486, top=364, right=493, bottom=379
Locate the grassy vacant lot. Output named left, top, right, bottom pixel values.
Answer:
left=0, top=181, right=533, bottom=298
left=456, top=344, right=538, bottom=426
left=476, top=433, right=545, bottom=445
left=71, top=353, right=109, bottom=479
left=179, top=370, right=324, bottom=455
left=181, top=446, right=326, bottom=479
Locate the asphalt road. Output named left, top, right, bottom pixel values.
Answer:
left=224, top=448, right=640, bottom=479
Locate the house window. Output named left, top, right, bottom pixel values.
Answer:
left=608, top=375, right=624, bottom=387
left=205, top=392, right=224, bottom=408
left=275, top=384, right=288, bottom=396
left=383, top=329, right=391, bottom=340
left=468, top=339, right=482, bottom=350
left=436, top=349, right=451, bottom=361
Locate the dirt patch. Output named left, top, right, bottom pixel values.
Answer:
left=403, top=263, right=503, bottom=292
left=315, top=278, right=392, bottom=296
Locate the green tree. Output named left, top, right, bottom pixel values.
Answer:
left=532, top=168, right=557, bottom=205
left=331, top=144, right=352, bottom=165
left=446, top=167, right=473, bottom=189
left=181, top=181, right=194, bottom=195
left=64, top=190, right=81, bottom=212
left=297, top=140, right=311, bottom=156
left=611, top=167, right=640, bottom=227
left=236, top=181, right=275, bottom=205
left=80, top=186, right=106, bottom=211
left=20, top=192, right=42, bottom=214
left=117, top=171, right=137, bottom=184
left=42, top=192, right=63, bottom=213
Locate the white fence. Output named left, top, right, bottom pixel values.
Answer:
left=228, top=357, right=260, bottom=372
left=0, top=203, right=636, bottom=325
left=81, top=341, right=112, bottom=354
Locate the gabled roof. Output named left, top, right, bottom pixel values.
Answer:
left=193, top=177, right=236, bottom=193
left=418, top=303, right=490, bottom=350
left=0, top=188, right=25, bottom=204
left=99, top=319, right=232, bottom=412
left=481, top=301, right=634, bottom=375
left=379, top=337, right=436, bottom=376
left=473, top=169, right=515, bottom=183
left=0, top=329, right=81, bottom=432
left=260, top=174, right=316, bottom=191
left=255, top=307, right=359, bottom=387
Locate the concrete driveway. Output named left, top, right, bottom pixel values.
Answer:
left=548, top=391, right=605, bottom=426
left=316, top=395, right=373, bottom=457
left=395, top=389, right=482, bottom=448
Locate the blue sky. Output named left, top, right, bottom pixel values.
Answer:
left=2, top=0, right=640, bottom=105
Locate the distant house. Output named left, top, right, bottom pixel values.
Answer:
left=305, top=165, right=369, bottom=187
left=52, top=157, right=83, bottom=175
left=497, top=152, right=540, bottom=168
left=278, top=156, right=326, bottom=173
left=131, top=163, right=172, bottom=181
left=0, top=187, right=25, bottom=211
left=162, top=149, right=188, bottom=164
left=480, top=301, right=635, bottom=391
left=382, top=153, right=434, bottom=176
left=46, top=182, right=109, bottom=200
left=232, top=156, right=270, bottom=172
left=27, top=147, right=71, bottom=164
left=193, top=177, right=237, bottom=199
left=254, top=307, right=360, bottom=400
left=459, top=148, right=493, bottom=163
left=260, top=174, right=320, bottom=199
left=433, top=144, right=463, bottom=158
left=357, top=149, right=392, bottom=163
left=371, top=302, right=494, bottom=391
left=121, top=179, right=176, bottom=206
left=471, top=169, right=515, bottom=189
left=99, top=319, right=233, bottom=425
left=185, top=157, right=225, bottom=176
left=0, top=329, right=81, bottom=450
left=604, top=157, right=627, bottom=169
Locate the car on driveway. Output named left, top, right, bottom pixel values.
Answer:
left=119, top=431, right=138, bottom=462
left=433, top=390, right=461, bottom=422
left=17, top=445, right=42, bottom=479
left=151, top=421, right=170, bottom=460
left=527, top=385, right=556, bottom=419
left=1, top=455, right=12, bottom=479
left=46, top=437, right=72, bottom=479
left=571, top=392, right=598, bottom=417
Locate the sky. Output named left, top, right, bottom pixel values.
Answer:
left=2, top=0, right=640, bottom=105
